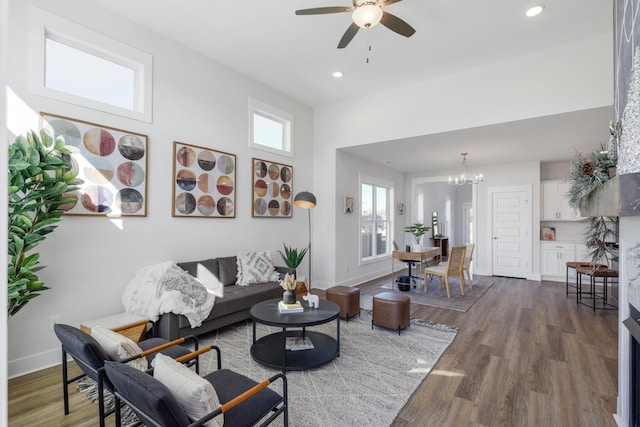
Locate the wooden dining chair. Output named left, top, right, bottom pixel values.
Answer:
left=462, top=243, right=475, bottom=288
left=423, top=245, right=467, bottom=299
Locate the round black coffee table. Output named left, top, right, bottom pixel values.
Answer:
left=250, top=298, right=340, bottom=372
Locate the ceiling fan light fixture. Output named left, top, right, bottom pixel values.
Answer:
left=352, top=4, right=383, bottom=28
left=525, top=5, right=545, bottom=17
left=332, top=71, right=344, bottom=78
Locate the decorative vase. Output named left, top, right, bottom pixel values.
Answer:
left=282, top=290, right=296, bottom=304
left=412, top=243, right=422, bottom=252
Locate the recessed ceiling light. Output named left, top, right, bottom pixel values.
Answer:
left=525, top=5, right=545, bottom=17
left=332, top=71, right=344, bottom=78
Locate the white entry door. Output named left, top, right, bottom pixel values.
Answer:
left=491, top=188, right=530, bottom=278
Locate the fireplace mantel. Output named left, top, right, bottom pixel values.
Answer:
left=580, top=172, right=640, bottom=217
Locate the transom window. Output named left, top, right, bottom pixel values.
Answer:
left=249, top=97, right=293, bottom=157
left=45, top=37, right=135, bottom=111
left=361, top=179, right=393, bottom=261
left=30, top=7, right=153, bottom=122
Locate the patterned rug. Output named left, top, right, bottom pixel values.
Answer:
left=359, top=274, right=494, bottom=312
left=197, top=311, right=457, bottom=427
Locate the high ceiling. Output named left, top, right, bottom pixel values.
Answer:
left=88, top=0, right=614, bottom=170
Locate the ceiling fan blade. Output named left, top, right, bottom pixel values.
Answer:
left=380, top=11, right=416, bottom=37
left=382, top=0, right=403, bottom=5
left=295, top=6, right=354, bottom=15
left=337, top=22, right=360, bottom=49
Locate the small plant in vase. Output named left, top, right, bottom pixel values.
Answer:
left=278, top=244, right=308, bottom=269
left=404, top=223, right=430, bottom=251
left=280, top=273, right=297, bottom=304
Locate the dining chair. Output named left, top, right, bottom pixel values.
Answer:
left=462, top=243, right=475, bottom=288
left=423, top=245, right=467, bottom=299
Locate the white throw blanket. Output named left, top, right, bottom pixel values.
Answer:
left=122, top=261, right=219, bottom=328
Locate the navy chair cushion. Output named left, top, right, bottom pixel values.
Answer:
left=104, top=361, right=190, bottom=427
left=205, top=369, right=283, bottom=427
left=138, top=337, right=191, bottom=366
left=54, top=324, right=112, bottom=382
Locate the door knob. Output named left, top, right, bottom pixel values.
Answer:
left=494, top=237, right=498, bottom=240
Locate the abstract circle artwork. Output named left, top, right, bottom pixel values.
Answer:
left=41, top=113, right=148, bottom=217
left=251, top=157, right=293, bottom=218
left=172, top=141, right=236, bottom=218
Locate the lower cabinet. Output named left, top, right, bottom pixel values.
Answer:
left=541, top=242, right=588, bottom=282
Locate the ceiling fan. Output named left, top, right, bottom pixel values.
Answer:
left=295, top=0, right=416, bottom=49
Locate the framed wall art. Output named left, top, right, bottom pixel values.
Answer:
left=40, top=112, right=148, bottom=217
left=344, top=197, right=354, bottom=213
left=252, top=157, right=293, bottom=218
left=172, top=141, right=236, bottom=218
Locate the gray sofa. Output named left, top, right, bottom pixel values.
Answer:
left=154, top=256, right=294, bottom=340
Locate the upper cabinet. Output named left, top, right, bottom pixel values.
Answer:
left=541, top=180, right=584, bottom=221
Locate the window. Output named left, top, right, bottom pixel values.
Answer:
left=30, top=7, right=153, bottom=122
left=360, top=178, right=393, bottom=261
left=249, top=97, right=293, bottom=157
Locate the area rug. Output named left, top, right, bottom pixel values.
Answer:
left=360, top=274, right=494, bottom=312
left=197, top=311, right=457, bottom=427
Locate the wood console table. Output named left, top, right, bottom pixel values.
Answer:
left=391, top=247, right=441, bottom=290
left=430, top=237, right=449, bottom=263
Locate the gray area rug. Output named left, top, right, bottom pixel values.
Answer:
left=197, top=310, right=457, bottom=427
left=360, top=275, right=494, bottom=312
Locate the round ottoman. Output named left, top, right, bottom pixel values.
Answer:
left=325, top=286, right=360, bottom=321
left=372, top=291, right=410, bottom=335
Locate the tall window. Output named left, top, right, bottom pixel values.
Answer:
left=249, top=97, right=293, bottom=157
left=30, top=7, right=153, bottom=122
left=361, top=180, right=392, bottom=261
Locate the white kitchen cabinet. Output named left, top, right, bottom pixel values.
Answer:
left=541, top=180, right=583, bottom=221
left=541, top=242, right=576, bottom=278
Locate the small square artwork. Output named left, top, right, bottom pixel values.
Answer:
left=541, top=227, right=556, bottom=241
left=40, top=113, right=148, bottom=217
left=251, top=157, right=293, bottom=218
left=172, top=141, right=236, bottom=218
left=344, top=197, right=354, bottom=213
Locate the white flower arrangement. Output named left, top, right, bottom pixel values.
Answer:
left=279, top=273, right=297, bottom=292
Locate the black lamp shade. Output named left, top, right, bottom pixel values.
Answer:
left=294, top=191, right=316, bottom=209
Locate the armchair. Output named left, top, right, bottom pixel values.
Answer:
left=104, top=346, right=289, bottom=426
left=54, top=323, right=200, bottom=427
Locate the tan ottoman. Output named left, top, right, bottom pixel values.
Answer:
left=372, top=292, right=410, bottom=335
left=325, top=286, right=360, bottom=321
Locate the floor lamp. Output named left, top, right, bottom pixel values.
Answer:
left=294, top=191, right=316, bottom=293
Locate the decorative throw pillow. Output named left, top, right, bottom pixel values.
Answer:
left=196, top=263, right=224, bottom=298
left=91, top=326, right=148, bottom=371
left=236, top=251, right=280, bottom=285
left=153, top=353, right=223, bottom=427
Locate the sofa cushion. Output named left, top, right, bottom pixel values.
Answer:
left=177, top=282, right=282, bottom=329
left=216, top=256, right=237, bottom=286
left=176, top=259, right=218, bottom=281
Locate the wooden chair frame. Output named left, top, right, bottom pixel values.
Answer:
left=423, top=245, right=467, bottom=299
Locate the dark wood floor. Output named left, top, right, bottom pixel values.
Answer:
left=8, top=275, right=618, bottom=426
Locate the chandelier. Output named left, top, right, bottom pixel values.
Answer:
left=449, top=153, right=484, bottom=185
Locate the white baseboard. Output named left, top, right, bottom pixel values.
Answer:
left=528, top=273, right=542, bottom=281
left=8, top=347, right=61, bottom=379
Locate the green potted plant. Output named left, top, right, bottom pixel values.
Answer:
left=278, top=244, right=308, bottom=269
left=8, top=129, right=82, bottom=316
left=404, top=223, right=430, bottom=251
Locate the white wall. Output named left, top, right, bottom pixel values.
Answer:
left=313, top=34, right=612, bottom=289
left=7, top=0, right=314, bottom=377
left=334, top=150, right=405, bottom=287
